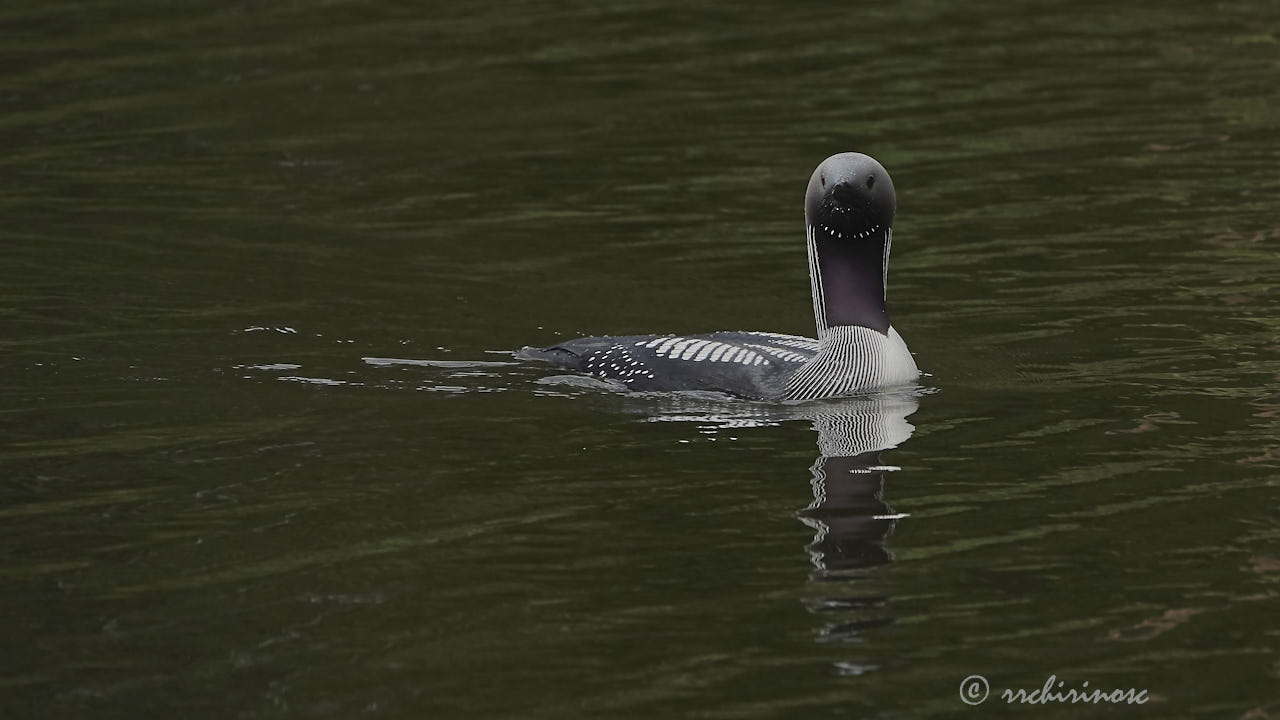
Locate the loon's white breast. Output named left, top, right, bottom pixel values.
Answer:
left=784, top=326, right=918, bottom=401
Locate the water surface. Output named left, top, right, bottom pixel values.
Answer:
left=3, top=1, right=1279, bottom=717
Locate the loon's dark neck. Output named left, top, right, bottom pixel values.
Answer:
left=807, top=224, right=892, bottom=338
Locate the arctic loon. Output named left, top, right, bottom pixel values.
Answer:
left=519, top=152, right=920, bottom=401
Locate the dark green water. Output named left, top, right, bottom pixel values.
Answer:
left=3, top=1, right=1279, bottom=718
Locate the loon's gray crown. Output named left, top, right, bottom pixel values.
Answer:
left=805, top=153, right=897, bottom=237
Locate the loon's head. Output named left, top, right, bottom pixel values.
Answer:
left=804, top=152, right=896, bottom=242
left=803, top=153, right=898, bottom=336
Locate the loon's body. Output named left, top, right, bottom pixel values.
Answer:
left=520, top=153, right=920, bottom=402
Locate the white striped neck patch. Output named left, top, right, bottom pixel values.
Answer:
left=784, top=325, right=919, bottom=400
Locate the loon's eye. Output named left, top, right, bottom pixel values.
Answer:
left=866, top=175, right=876, bottom=189
left=820, top=174, right=826, bottom=188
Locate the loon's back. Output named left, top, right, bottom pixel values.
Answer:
left=519, top=331, right=815, bottom=401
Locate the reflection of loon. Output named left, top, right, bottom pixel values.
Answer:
left=518, top=153, right=919, bottom=401
left=800, top=396, right=916, bottom=644
left=643, top=391, right=918, bottom=643
left=800, top=399, right=914, bottom=574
